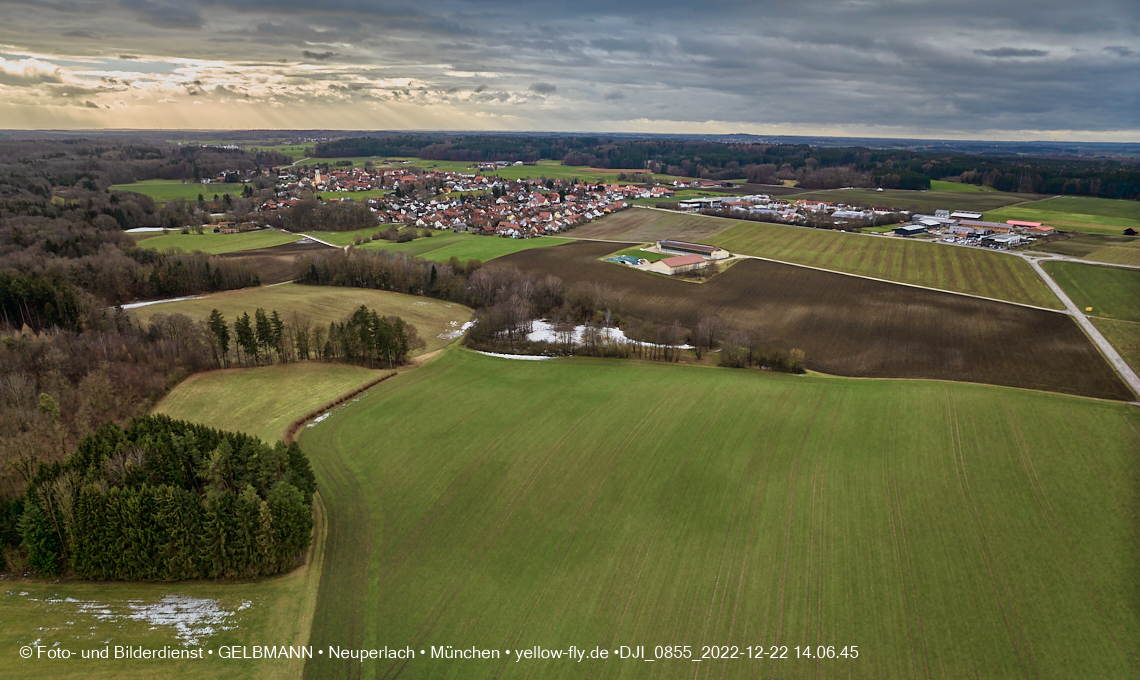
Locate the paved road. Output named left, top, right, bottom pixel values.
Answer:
left=1023, top=255, right=1140, bottom=398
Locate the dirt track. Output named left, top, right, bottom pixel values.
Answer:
left=493, top=241, right=1132, bottom=400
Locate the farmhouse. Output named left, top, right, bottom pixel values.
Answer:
left=648, top=253, right=707, bottom=275
left=656, top=239, right=730, bottom=260
left=1027, top=225, right=1056, bottom=235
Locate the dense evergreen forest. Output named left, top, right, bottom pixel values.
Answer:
left=17, top=415, right=315, bottom=580
left=315, top=134, right=1140, bottom=199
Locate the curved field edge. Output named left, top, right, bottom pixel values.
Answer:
left=154, top=362, right=389, bottom=443
left=130, top=283, right=474, bottom=356
left=300, top=348, right=1140, bottom=680
left=494, top=242, right=1127, bottom=400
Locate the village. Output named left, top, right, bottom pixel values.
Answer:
left=258, top=164, right=678, bottom=237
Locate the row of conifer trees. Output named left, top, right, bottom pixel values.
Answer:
left=18, top=415, right=315, bottom=580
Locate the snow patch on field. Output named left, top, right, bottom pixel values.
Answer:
left=307, top=412, right=331, bottom=427
left=120, top=295, right=205, bottom=309
left=476, top=352, right=556, bottom=361
left=525, top=320, right=693, bottom=349
left=438, top=320, right=474, bottom=340
left=16, top=594, right=248, bottom=647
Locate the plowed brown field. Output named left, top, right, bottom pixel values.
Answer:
left=494, top=241, right=1130, bottom=400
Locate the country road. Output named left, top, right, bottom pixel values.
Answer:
left=1022, top=254, right=1140, bottom=398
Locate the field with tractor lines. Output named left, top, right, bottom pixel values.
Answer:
left=298, top=348, right=1140, bottom=679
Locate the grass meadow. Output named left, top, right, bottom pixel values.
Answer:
left=928, top=180, right=1001, bottom=193
left=356, top=231, right=572, bottom=262
left=299, top=348, right=1140, bottom=679
left=155, top=362, right=384, bottom=443
left=130, top=283, right=473, bottom=354
left=1041, top=261, right=1140, bottom=321
left=110, top=179, right=248, bottom=202
left=596, top=211, right=1064, bottom=308
left=1090, top=318, right=1140, bottom=375
left=134, top=230, right=301, bottom=254
left=987, top=196, right=1140, bottom=235
left=1034, top=234, right=1140, bottom=266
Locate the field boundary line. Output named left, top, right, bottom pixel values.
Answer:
left=284, top=370, right=398, bottom=444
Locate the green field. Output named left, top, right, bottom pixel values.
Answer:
left=135, top=229, right=300, bottom=254
left=1090, top=318, right=1140, bottom=375
left=928, top=180, right=1000, bottom=193
left=130, top=283, right=473, bottom=354
left=1033, top=233, right=1140, bottom=266
left=1, top=547, right=323, bottom=680
left=358, top=231, right=572, bottom=263
left=706, top=219, right=1062, bottom=309
left=110, top=179, right=249, bottom=202
left=156, top=361, right=384, bottom=443
left=987, top=196, right=1140, bottom=235
left=304, top=226, right=390, bottom=246
left=299, top=348, right=1140, bottom=679
left=1041, top=261, right=1140, bottom=321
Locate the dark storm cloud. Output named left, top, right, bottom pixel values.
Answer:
left=1103, top=45, right=1135, bottom=57
left=528, top=82, right=556, bottom=94
left=301, top=51, right=337, bottom=61
left=119, top=0, right=203, bottom=29
left=975, top=47, right=1049, bottom=58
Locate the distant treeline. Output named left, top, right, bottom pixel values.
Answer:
left=314, top=134, right=1139, bottom=199
left=0, top=216, right=259, bottom=332
left=16, top=415, right=315, bottom=580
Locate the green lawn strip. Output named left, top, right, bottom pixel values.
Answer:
left=985, top=204, right=1140, bottom=235
left=130, top=283, right=473, bottom=355
left=135, top=230, right=300, bottom=254
left=358, top=232, right=571, bottom=263
left=110, top=180, right=248, bottom=202
left=304, top=226, right=390, bottom=246
left=929, top=180, right=1000, bottom=193
left=298, top=348, right=1140, bottom=679
left=1034, top=234, right=1140, bottom=266
left=1019, top=196, right=1140, bottom=220
left=1041, top=261, right=1140, bottom=321
left=708, top=220, right=1062, bottom=309
left=1089, top=318, right=1140, bottom=376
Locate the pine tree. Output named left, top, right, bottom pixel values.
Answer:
left=208, top=309, right=230, bottom=367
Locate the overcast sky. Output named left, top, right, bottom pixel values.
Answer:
left=0, top=0, right=1136, bottom=140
